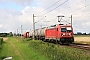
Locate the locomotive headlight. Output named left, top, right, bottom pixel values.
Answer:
left=62, top=33, right=65, bottom=36
left=62, top=34, right=63, bottom=36
left=63, top=33, right=65, bottom=35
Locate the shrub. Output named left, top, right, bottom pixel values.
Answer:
left=0, top=38, right=3, bottom=44
left=0, top=38, right=3, bottom=49
left=24, top=38, right=32, bottom=41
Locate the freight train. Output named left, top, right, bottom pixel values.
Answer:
left=23, top=24, right=74, bottom=44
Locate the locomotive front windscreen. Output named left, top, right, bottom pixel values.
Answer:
left=61, top=27, right=72, bottom=32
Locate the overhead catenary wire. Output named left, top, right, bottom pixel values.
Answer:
left=38, top=0, right=87, bottom=19
left=69, top=4, right=90, bottom=13
left=61, top=0, right=90, bottom=18
left=37, top=0, right=86, bottom=20
left=45, top=0, right=89, bottom=25
left=61, top=19, right=70, bottom=24
left=35, top=16, right=46, bottom=23
left=68, top=0, right=86, bottom=8
left=34, top=0, right=62, bottom=24
left=63, top=0, right=90, bottom=19
left=57, top=0, right=87, bottom=16
left=35, top=0, right=90, bottom=27
left=41, top=0, right=68, bottom=16
left=36, top=0, right=68, bottom=22
left=37, top=0, right=61, bottom=14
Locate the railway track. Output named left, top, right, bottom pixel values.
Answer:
left=43, top=40, right=90, bottom=51
left=68, top=43, right=90, bottom=51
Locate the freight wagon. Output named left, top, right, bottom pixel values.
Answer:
left=23, top=32, right=30, bottom=38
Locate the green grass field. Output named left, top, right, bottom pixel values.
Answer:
left=0, top=37, right=49, bottom=60
left=27, top=39, right=90, bottom=60
left=0, top=37, right=90, bottom=60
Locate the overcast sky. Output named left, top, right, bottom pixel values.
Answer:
left=0, top=0, right=90, bottom=34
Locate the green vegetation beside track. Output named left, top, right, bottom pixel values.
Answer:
left=0, top=38, right=3, bottom=50
left=0, top=38, right=3, bottom=60
left=26, top=39, right=90, bottom=60
left=0, top=37, right=90, bottom=60
left=0, top=37, right=49, bottom=60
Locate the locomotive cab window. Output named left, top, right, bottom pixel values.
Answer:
left=61, top=28, right=66, bottom=32
left=61, top=27, right=72, bottom=32
left=66, top=27, right=72, bottom=32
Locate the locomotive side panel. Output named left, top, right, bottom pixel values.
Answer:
left=45, top=28, right=58, bottom=39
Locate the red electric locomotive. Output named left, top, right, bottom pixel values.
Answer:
left=45, top=24, right=74, bottom=44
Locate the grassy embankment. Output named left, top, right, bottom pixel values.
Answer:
left=0, top=38, right=3, bottom=49
left=0, top=37, right=90, bottom=60
left=0, top=37, right=49, bottom=60
left=0, top=38, right=3, bottom=60
left=24, top=38, right=90, bottom=60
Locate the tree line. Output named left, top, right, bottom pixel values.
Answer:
left=0, top=32, right=90, bottom=37
left=0, top=32, right=13, bottom=37
left=74, top=32, right=90, bottom=35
